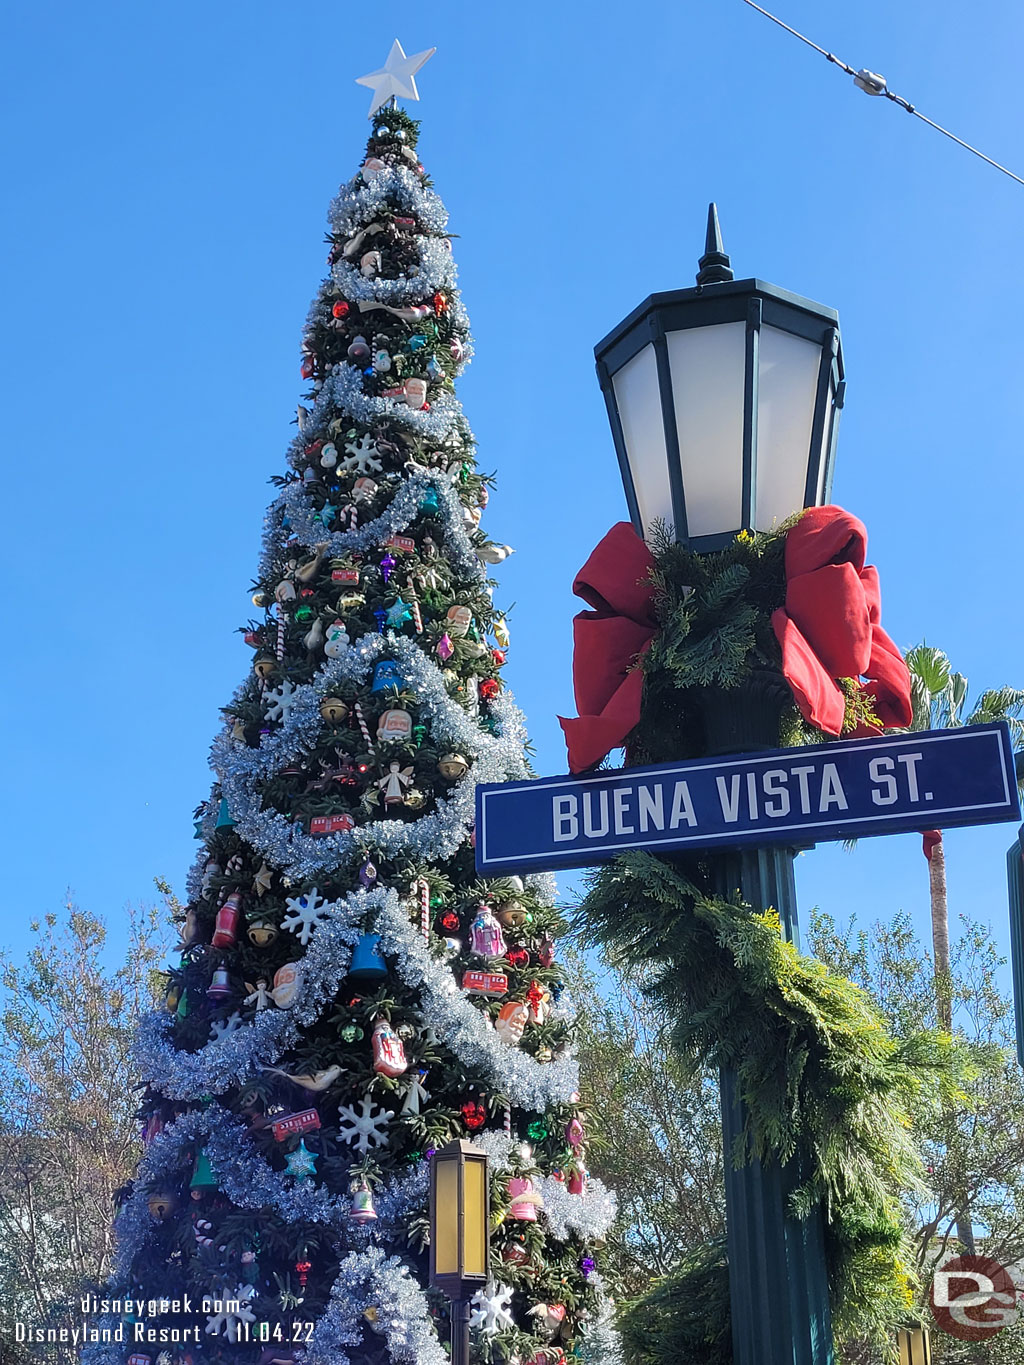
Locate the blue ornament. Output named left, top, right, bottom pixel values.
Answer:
left=350, top=932, right=387, bottom=982
left=386, top=597, right=413, bottom=629
left=372, top=660, right=406, bottom=693
left=284, top=1139, right=318, bottom=1182
left=426, top=357, right=443, bottom=380
left=215, top=798, right=235, bottom=830
left=408, top=335, right=427, bottom=351
left=373, top=608, right=388, bottom=633
left=419, top=488, right=441, bottom=514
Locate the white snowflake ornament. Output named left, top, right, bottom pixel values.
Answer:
left=265, top=679, right=299, bottom=723
left=205, top=1285, right=256, bottom=1342
left=209, top=1010, right=243, bottom=1040
left=281, top=887, right=332, bottom=946
left=336, top=1094, right=394, bottom=1153
left=341, top=433, right=383, bottom=475
left=469, top=1281, right=515, bottom=1335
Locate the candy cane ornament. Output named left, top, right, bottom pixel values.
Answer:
left=414, top=877, right=430, bottom=940
left=354, top=702, right=374, bottom=754
left=408, top=593, right=424, bottom=634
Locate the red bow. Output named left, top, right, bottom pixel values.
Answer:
left=770, top=506, right=912, bottom=736
left=558, top=522, right=657, bottom=773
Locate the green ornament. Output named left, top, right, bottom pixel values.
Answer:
left=526, top=1120, right=549, bottom=1141
left=295, top=606, right=314, bottom=622
left=413, top=725, right=426, bottom=746
left=215, top=797, right=235, bottom=829
left=176, top=989, right=189, bottom=1020
left=340, top=1023, right=364, bottom=1043
left=190, top=1148, right=218, bottom=1190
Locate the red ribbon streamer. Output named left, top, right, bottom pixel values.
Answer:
left=558, top=522, right=657, bottom=773
left=770, top=506, right=912, bottom=737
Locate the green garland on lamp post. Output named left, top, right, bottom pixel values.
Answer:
left=577, top=525, right=957, bottom=1363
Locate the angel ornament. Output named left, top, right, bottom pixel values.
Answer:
left=377, top=761, right=414, bottom=806
left=244, top=978, right=273, bottom=1011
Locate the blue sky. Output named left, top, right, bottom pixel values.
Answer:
left=1, top=0, right=1023, bottom=998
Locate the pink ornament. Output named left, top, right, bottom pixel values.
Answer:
left=436, top=633, right=454, bottom=661
left=508, top=1175, right=544, bottom=1221
left=470, top=904, right=507, bottom=958
left=371, top=1017, right=408, bottom=1077
left=566, top=1117, right=585, bottom=1150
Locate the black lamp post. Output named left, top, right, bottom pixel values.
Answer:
left=594, top=207, right=842, bottom=1365
left=595, top=204, right=844, bottom=550
left=429, top=1138, right=490, bottom=1365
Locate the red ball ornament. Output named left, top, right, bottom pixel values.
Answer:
left=301, top=357, right=315, bottom=379
left=433, top=292, right=448, bottom=315
left=300, top=587, right=314, bottom=597
left=491, top=649, right=507, bottom=666
left=479, top=679, right=500, bottom=701
left=332, top=300, right=350, bottom=319
left=502, top=1242, right=529, bottom=1265
left=440, top=911, right=460, bottom=932
left=460, top=1100, right=486, bottom=1130
left=505, top=947, right=529, bottom=969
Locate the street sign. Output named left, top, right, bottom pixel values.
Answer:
left=476, top=723, right=1019, bottom=877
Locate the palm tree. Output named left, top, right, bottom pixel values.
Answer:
left=905, top=644, right=1024, bottom=1028
left=902, top=644, right=1024, bottom=1254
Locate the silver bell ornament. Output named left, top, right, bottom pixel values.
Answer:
left=348, top=1181, right=378, bottom=1224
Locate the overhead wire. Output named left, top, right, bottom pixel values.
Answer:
left=739, top=0, right=1024, bottom=188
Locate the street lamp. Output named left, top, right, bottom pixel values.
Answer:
left=593, top=208, right=843, bottom=1365
left=896, top=1326, right=932, bottom=1365
left=429, top=1138, right=490, bottom=1365
left=595, top=203, right=845, bottom=549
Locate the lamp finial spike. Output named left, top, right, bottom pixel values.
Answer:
left=696, top=202, right=734, bottom=285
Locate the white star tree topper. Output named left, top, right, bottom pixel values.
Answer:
left=355, top=39, right=436, bottom=118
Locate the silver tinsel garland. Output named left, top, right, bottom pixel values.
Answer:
left=136, top=887, right=579, bottom=1111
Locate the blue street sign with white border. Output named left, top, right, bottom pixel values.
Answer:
left=475, top=723, right=1020, bottom=877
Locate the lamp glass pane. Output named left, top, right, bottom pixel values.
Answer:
left=611, top=344, right=672, bottom=537
left=666, top=322, right=745, bottom=538
left=433, top=1158, right=459, bottom=1275
left=462, top=1157, right=487, bottom=1276
left=754, top=325, right=821, bottom=531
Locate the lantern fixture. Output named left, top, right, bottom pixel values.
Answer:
left=429, top=1138, right=490, bottom=1365
left=896, top=1325, right=932, bottom=1365
left=595, top=203, right=845, bottom=550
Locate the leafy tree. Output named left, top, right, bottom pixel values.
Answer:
left=0, top=895, right=169, bottom=1365
left=810, top=907, right=1024, bottom=1363
left=558, top=950, right=724, bottom=1298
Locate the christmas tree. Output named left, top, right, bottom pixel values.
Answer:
left=81, top=46, right=616, bottom=1365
